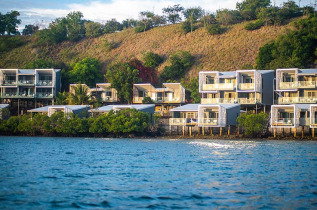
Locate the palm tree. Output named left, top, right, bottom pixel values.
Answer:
left=68, top=84, right=90, bottom=105
left=55, top=91, right=69, bottom=105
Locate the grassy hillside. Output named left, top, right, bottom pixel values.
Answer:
left=0, top=21, right=294, bottom=79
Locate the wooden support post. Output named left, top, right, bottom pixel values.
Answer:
left=220, top=127, right=222, bottom=136
left=198, top=127, right=201, bottom=135
left=202, top=127, right=205, bottom=135
left=210, top=128, right=213, bottom=136
left=189, top=126, right=192, bottom=136
left=176, top=126, right=179, bottom=135
left=282, top=128, right=284, bottom=137
left=169, top=126, right=172, bottom=135
left=274, top=128, right=276, bottom=138
left=313, top=128, right=315, bottom=138
left=228, top=126, right=230, bottom=136
left=182, top=126, right=185, bottom=136
left=264, top=105, right=266, bottom=113
left=301, top=126, right=304, bottom=139
left=293, top=128, right=297, bottom=138
left=237, top=126, right=240, bottom=136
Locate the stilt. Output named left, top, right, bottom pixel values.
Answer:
left=189, top=126, right=192, bottom=136
left=169, top=126, right=172, bottom=135
left=237, top=126, right=240, bottom=136
left=282, top=128, right=284, bottom=137
left=176, top=126, right=179, bottom=135
left=313, top=128, right=315, bottom=138
left=210, top=128, right=213, bottom=136
left=202, top=127, right=205, bottom=135
left=256, top=104, right=258, bottom=114
left=198, top=127, right=201, bottom=135
left=182, top=126, right=185, bottom=136
left=293, top=128, right=297, bottom=138
left=274, top=128, right=276, bottom=138
left=220, top=127, right=222, bottom=136
left=228, top=125, right=230, bottom=136
left=264, top=105, right=266, bottom=113
left=301, top=126, right=304, bottom=139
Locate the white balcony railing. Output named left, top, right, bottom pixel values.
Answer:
left=2, top=80, right=17, bottom=86
left=271, top=118, right=295, bottom=126
left=237, top=97, right=261, bottom=104
left=278, top=97, right=317, bottom=104
left=279, top=81, right=316, bottom=89
left=36, top=93, right=53, bottom=98
left=18, top=80, right=35, bottom=85
left=198, top=118, right=218, bottom=126
left=169, top=118, right=186, bottom=125
left=201, top=98, right=236, bottom=104
left=238, top=83, right=254, bottom=90
left=202, top=83, right=234, bottom=91
left=37, top=80, right=53, bottom=86
left=311, top=118, right=317, bottom=126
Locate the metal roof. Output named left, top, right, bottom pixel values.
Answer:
left=18, top=69, right=35, bottom=74
left=0, top=104, right=9, bottom=109
left=170, top=104, right=199, bottom=112
left=199, top=103, right=240, bottom=109
left=90, top=104, right=155, bottom=112
left=298, top=69, right=317, bottom=75
left=219, top=71, right=236, bottom=78
left=28, top=105, right=90, bottom=113
left=258, top=70, right=274, bottom=74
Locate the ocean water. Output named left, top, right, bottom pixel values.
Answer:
left=0, top=137, right=316, bottom=209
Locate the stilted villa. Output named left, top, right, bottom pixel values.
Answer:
left=69, top=83, right=118, bottom=103
left=28, top=105, right=90, bottom=118
left=275, top=68, right=317, bottom=104
left=199, top=70, right=274, bottom=112
left=133, top=83, right=186, bottom=116
left=89, top=104, right=155, bottom=116
left=0, top=69, right=61, bottom=115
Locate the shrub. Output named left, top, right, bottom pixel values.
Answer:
left=206, top=24, right=224, bottom=35
left=181, top=21, right=191, bottom=33
left=244, top=19, right=264, bottom=30
left=142, top=97, right=154, bottom=104
left=237, top=112, right=269, bottom=137
left=142, top=52, right=163, bottom=68
left=0, top=36, right=24, bottom=52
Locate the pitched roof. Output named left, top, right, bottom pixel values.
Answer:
left=28, top=105, right=90, bottom=113
left=90, top=104, right=155, bottom=112
left=170, top=104, right=199, bottom=112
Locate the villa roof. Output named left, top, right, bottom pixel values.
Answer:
left=0, top=104, right=9, bottom=109
left=90, top=104, right=155, bottom=112
left=298, top=69, right=317, bottom=75
left=170, top=104, right=199, bottom=112
left=28, top=105, right=90, bottom=113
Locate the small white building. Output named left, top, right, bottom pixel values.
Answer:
left=28, top=105, right=90, bottom=118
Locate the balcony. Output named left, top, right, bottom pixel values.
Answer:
left=37, top=80, right=53, bottom=86
left=201, top=98, right=236, bottom=104
left=2, top=93, right=35, bottom=98
left=169, top=118, right=197, bottom=126
left=278, top=97, right=317, bottom=104
left=237, top=97, right=262, bottom=104
left=271, top=118, right=295, bottom=126
left=101, top=96, right=115, bottom=102
left=1, top=80, right=17, bottom=86
left=311, top=118, right=317, bottom=127
left=202, top=83, right=234, bottom=91
left=164, top=98, right=180, bottom=103
left=18, top=80, right=35, bottom=86
left=133, top=97, right=144, bottom=103
left=238, top=83, right=255, bottom=90
left=36, top=92, right=53, bottom=98
left=279, top=81, right=316, bottom=89
left=198, top=118, right=218, bottom=126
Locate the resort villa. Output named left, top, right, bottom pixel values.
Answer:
left=133, top=83, right=186, bottom=116
left=199, top=70, right=274, bottom=112
left=0, top=69, right=61, bottom=115
left=69, top=83, right=118, bottom=103
left=89, top=104, right=155, bottom=116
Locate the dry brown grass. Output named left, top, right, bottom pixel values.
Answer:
left=0, top=21, right=293, bottom=79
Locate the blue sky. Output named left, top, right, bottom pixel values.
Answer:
left=0, top=0, right=313, bottom=29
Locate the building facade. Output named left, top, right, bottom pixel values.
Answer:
left=0, top=69, right=61, bottom=115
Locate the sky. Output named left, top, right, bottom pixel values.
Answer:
left=0, top=0, right=314, bottom=29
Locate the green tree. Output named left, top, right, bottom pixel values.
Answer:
left=200, top=12, right=217, bottom=28
left=216, top=9, right=242, bottom=25
left=181, top=77, right=200, bottom=103
left=106, top=62, right=141, bottom=103
left=183, top=7, right=203, bottom=32
left=206, top=23, right=224, bottom=35
left=65, top=11, right=85, bottom=41
left=162, top=4, right=184, bottom=24
left=69, top=57, right=102, bottom=87
left=121, top=19, right=138, bottom=29
left=160, top=51, right=194, bottom=81
left=68, top=85, right=90, bottom=105
left=137, top=11, right=154, bottom=32
left=237, top=112, right=269, bottom=137
left=84, top=21, right=103, bottom=37
left=244, top=19, right=264, bottom=30
left=103, top=19, right=122, bottom=33
left=142, top=51, right=163, bottom=68
left=56, top=91, right=69, bottom=105
left=22, top=24, right=39, bottom=35
left=236, top=0, right=270, bottom=20
left=142, top=97, right=154, bottom=104
left=0, top=11, right=21, bottom=35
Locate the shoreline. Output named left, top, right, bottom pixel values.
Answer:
left=1, top=134, right=316, bottom=141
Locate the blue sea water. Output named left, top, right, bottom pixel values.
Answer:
left=0, top=137, right=316, bottom=209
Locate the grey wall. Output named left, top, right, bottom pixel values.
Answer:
left=261, top=71, right=274, bottom=105
left=226, top=105, right=241, bottom=126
